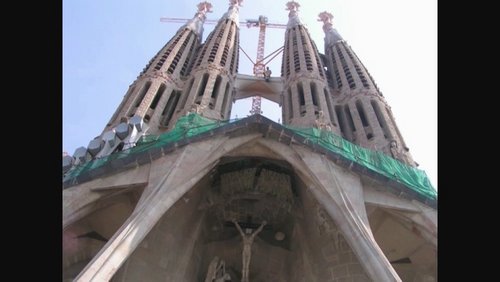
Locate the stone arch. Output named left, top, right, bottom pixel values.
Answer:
left=69, top=125, right=432, bottom=281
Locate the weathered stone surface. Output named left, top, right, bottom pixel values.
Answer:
left=63, top=3, right=436, bottom=281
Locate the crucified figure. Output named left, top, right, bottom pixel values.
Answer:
left=232, top=219, right=267, bottom=282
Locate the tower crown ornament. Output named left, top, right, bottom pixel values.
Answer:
left=285, top=1, right=303, bottom=28
left=286, top=1, right=300, bottom=13
left=229, top=0, right=243, bottom=7
left=318, top=11, right=333, bottom=28
left=196, top=1, right=213, bottom=18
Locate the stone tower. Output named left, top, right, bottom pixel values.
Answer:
left=281, top=2, right=339, bottom=131
left=103, top=2, right=213, bottom=134
left=319, top=11, right=415, bottom=166
left=174, top=0, right=241, bottom=121
left=63, top=1, right=437, bottom=281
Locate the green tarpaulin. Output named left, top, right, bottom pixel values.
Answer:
left=64, top=114, right=436, bottom=200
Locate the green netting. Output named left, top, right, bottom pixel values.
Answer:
left=64, top=114, right=436, bottom=201
left=63, top=114, right=230, bottom=180
left=283, top=126, right=436, bottom=200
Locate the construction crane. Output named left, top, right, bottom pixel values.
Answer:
left=160, top=17, right=219, bottom=25
left=244, top=16, right=286, bottom=115
left=160, top=16, right=286, bottom=116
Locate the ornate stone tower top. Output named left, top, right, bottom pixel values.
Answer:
left=197, top=1, right=213, bottom=14
left=221, top=0, right=243, bottom=26
left=99, top=2, right=209, bottom=139
left=318, top=11, right=344, bottom=45
left=280, top=1, right=340, bottom=132
left=173, top=0, right=242, bottom=121
left=320, top=11, right=416, bottom=166
left=286, top=1, right=302, bottom=28
left=182, top=1, right=213, bottom=41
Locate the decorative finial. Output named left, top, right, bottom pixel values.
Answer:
left=197, top=1, right=213, bottom=16
left=221, top=0, right=242, bottom=26
left=318, top=11, right=343, bottom=43
left=318, top=11, right=333, bottom=26
left=286, top=1, right=300, bottom=13
left=318, top=11, right=334, bottom=34
left=285, top=1, right=302, bottom=28
left=184, top=1, right=213, bottom=39
left=229, top=0, right=243, bottom=7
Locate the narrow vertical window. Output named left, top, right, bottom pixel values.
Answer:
left=179, top=78, right=194, bottom=110
left=210, top=76, right=222, bottom=109
left=161, top=90, right=175, bottom=117
left=135, top=81, right=152, bottom=107
left=310, top=83, right=318, bottom=106
left=371, top=100, right=391, bottom=139
left=335, top=105, right=349, bottom=140
left=211, top=76, right=222, bottom=99
left=356, top=100, right=369, bottom=127
left=298, top=83, right=305, bottom=106
left=161, top=90, right=181, bottom=126
left=197, top=73, right=209, bottom=101
left=150, top=84, right=166, bottom=110
left=345, top=105, right=356, bottom=135
left=324, top=88, right=334, bottom=124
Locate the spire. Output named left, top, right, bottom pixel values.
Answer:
left=221, top=0, right=243, bottom=27
left=319, top=11, right=416, bottom=166
left=280, top=1, right=340, bottom=132
left=318, top=11, right=344, bottom=46
left=174, top=0, right=242, bottom=122
left=286, top=1, right=303, bottom=28
left=182, top=1, right=213, bottom=41
left=100, top=2, right=208, bottom=135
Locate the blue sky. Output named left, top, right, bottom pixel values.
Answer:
left=63, top=0, right=436, bottom=188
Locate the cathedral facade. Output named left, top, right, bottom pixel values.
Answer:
left=63, top=1, right=437, bottom=281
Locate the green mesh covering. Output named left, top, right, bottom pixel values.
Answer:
left=64, top=114, right=229, bottom=181
left=64, top=114, right=436, bottom=201
left=284, top=126, right=436, bottom=200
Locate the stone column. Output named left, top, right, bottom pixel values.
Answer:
left=257, top=140, right=401, bottom=281
left=297, top=150, right=401, bottom=281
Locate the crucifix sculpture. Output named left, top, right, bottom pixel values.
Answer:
left=231, top=219, right=267, bottom=282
